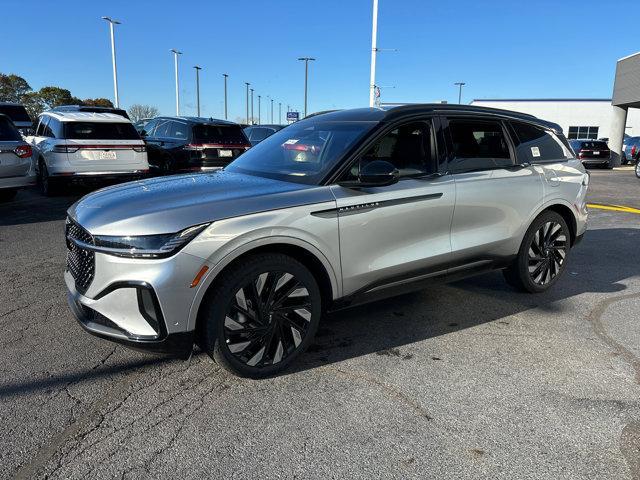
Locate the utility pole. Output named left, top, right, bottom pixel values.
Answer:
left=222, top=73, right=228, bottom=120
left=250, top=88, right=254, bottom=124
left=193, top=66, right=202, bottom=116
left=245, top=82, right=250, bottom=124
left=270, top=98, right=274, bottom=123
left=278, top=102, right=282, bottom=124
left=102, top=17, right=121, bottom=108
left=297, top=57, right=315, bottom=117
left=454, top=82, right=466, bottom=104
left=170, top=49, right=182, bottom=115
left=369, top=0, right=379, bottom=108
left=258, top=95, right=261, bottom=124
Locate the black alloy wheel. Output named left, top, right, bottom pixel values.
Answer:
left=201, top=254, right=321, bottom=378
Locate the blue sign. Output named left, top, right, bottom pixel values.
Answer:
left=286, top=111, right=300, bottom=122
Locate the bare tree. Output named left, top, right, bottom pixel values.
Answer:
left=128, top=104, right=159, bottom=122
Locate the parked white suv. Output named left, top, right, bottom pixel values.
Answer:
left=26, top=111, right=149, bottom=195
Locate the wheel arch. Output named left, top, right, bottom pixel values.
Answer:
left=527, top=200, right=578, bottom=247
left=187, top=237, right=339, bottom=333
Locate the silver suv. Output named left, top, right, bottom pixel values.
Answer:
left=65, top=105, right=589, bottom=377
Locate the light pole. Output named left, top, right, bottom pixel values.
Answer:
left=101, top=17, right=121, bottom=108
left=244, top=82, right=250, bottom=124
left=454, top=82, right=466, bottom=104
left=270, top=98, right=274, bottom=123
left=193, top=66, right=202, bottom=117
left=369, top=0, right=379, bottom=108
left=250, top=88, right=254, bottom=124
left=298, top=57, right=315, bottom=117
left=258, top=95, right=261, bottom=124
left=222, top=74, right=229, bottom=120
left=170, top=49, right=182, bottom=115
left=278, top=102, right=282, bottom=124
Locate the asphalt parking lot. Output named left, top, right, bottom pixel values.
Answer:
left=1, top=168, right=639, bottom=479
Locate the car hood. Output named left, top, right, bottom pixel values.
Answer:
left=68, top=171, right=335, bottom=235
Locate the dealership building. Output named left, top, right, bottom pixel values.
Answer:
left=469, top=99, right=640, bottom=141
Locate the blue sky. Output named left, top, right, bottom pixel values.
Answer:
left=1, top=0, right=638, bottom=121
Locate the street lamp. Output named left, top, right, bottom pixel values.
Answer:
left=258, top=95, right=261, bottom=125
left=369, top=0, right=378, bottom=108
left=193, top=66, right=202, bottom=117
left=244, top=82, right=250, bottom=124
left=454, top=82, right=466, bottom=104
left=170, top=49, right=182, bottom=115
left=297, top=57, right=315, bottom=117
left=278, top=102, right=282, bottom=124
left=270, top=98, right=274, bottom=123
left=250, top=88, right=254, bottom=124
left=101, top=17, right=121, bottom=108
left=222, top=74, right=229, bottom=120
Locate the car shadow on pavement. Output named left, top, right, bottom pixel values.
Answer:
left=291, top=227, right=640, bottom=375
left=0, top=187, right=86, bottom=227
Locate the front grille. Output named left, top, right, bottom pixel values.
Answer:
left=66, top=218, right=95, bottom=294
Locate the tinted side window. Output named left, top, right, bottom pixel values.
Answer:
left=142, top=119, right=158, bottom=137
left=510, top=121, right=572, bottom=162
left=154, top=120, right=171, bottom=138
left=35, top=116, right=47, bottom=136
left=41, top=117, right=55, bottom=138
left=169, top=121, right=189, bottom=140
left=249, top=127, right=272, bottom=142
left=447, top=119, right=512, bottom=171
left=353, top=121, right=436, bottom=179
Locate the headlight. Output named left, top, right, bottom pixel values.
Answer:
left=91, top=223, right=209, bottom=258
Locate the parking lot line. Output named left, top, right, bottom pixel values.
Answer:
left=587, top=203, right=640, bottom=214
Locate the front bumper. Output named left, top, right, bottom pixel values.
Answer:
left=64, top=248, right=207, bottom=356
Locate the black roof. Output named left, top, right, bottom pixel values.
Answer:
left=303, top=104, right=562, bottom=132
left=244, top=124, right=284, bottom=129
left=154, top=116, right=238, bottom=126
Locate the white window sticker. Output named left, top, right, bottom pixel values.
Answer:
left=531, top=146, right=541, bottom=158
left=283, top=139, right=299, bottom=145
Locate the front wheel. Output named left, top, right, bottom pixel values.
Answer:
left=635, top=161, right=640, bottom=179
left=503, top=211, right=570, bottom=293
left=200, top=254, right=322, bottom=378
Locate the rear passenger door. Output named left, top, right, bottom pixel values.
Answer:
left=443, top=116, right=544, bottom=267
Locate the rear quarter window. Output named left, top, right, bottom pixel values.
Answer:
left=510, top=121, right=573, bottom=163
left=63, top=122, right=140, bottom=140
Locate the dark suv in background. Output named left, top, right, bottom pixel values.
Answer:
left=141, top=117, right=250, bottom=173
left=0, top=102, right=32, bottom=134
left=244, top=124, right=285, bottom=146
left=569, top=139, right=612, bottom=168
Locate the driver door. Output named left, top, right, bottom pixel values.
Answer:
left=330, top=118, right=455, bottom=296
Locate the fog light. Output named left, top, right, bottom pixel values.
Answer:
left=137, top=288, right=160, bottom=333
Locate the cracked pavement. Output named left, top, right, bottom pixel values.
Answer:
left=1, top=169, right=639, bottom=479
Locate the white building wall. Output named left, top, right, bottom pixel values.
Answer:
left=470, top=99, right=640, bottom=139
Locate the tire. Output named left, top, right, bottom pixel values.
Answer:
left=200, top=253, right=322, bottom=378
left=0, top=189, right=18, bottom=202
left=635, top=160, right=640, bottom=179
left=503, top=211, right=570, bottom=293
left=38, top=160, right=58, bottom=196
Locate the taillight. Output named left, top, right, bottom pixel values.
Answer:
left=578, top=151, right=584, bottom=159
left=133, top=145, right=146, bottom=152
left=14, top=145, right=32, bottom=158
left=632, top=146, right=637, bottom=157
left=52, top=144, right=79, bottom=153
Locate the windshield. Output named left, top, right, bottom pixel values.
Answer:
left=226, top=120, right=377, bottom=184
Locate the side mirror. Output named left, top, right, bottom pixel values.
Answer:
left=357, top=160, right=399, bottom=187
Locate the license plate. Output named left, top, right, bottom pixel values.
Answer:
left=98, top=151, right=117, bottom=160
left=219, top=149, right=233, bottom=158
left=593, top=151, right=600, bottom=155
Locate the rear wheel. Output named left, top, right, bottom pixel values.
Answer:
left=0, top=189, right=17, bottom=202
left=38, top=161, right=59, bottom=196
left=635, top=161, right=640, bottom=179
left=503, top=211, right=570, bottom=293
left=200, top=254, right=321, bottom=378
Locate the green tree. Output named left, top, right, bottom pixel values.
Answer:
left=83, top=98, right=114, bottom=107
left=0, top=73, right=32, bottom=102
left=21, top=92, right=46, bottom=119
left=37, top=86, right=80, bottom=109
